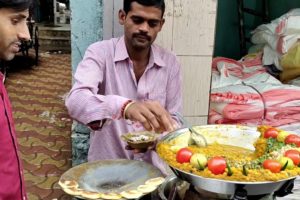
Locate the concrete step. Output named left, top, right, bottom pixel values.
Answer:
left=39, top=38, right=70, bottom=52
left=39, top=36, right=70, bottom=41
left=36, top=23, right=71, bottom=52
left=39, top=30, right=70, bottom=39
left=39, top=28, right=70, bottom=38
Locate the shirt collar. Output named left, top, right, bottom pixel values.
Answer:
left=114, top=36, right=129, bottom=62
left=114, top=36, right=166, bottom=68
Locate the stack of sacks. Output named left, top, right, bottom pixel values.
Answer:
left=280, top=41, right=300, bottom=83
left=251, top=8, right=300, bottom=80
left=209, top=54, right=300, bottom=129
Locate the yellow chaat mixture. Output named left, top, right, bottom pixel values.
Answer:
left=157, top=125, right=300, bottom=182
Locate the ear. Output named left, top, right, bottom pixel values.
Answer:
left=118, top=9, right=126, bottom=25
left=158, top=18, right=165, bottom=31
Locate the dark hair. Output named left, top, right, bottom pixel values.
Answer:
left=123, top=0, right=165, bottom=17
left=0, top=0, right=31, bottom=11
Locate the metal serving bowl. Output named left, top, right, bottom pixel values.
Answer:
left=157, top=125, right=297, bottom=196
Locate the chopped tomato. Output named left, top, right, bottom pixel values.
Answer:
left=262, top=159, right=281, bottom=173
left=207, top=156, right=226, bottom=175
left=176, top=148, right=193, bottom=163
left=264, top=128, right=279, bottom=139
left=284, top=149, right=300, bottom=166
left=285, top=134, right=300, bottom=147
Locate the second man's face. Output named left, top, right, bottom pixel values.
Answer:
left=119, top=2, right=165, bottom=51
left=0, top=8, right=30, bottom=61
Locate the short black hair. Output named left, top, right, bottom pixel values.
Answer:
left=0, top=0, right=31, bottom=11
left=123, top=0, right=165, bottom=17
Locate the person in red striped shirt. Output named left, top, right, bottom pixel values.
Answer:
left=0, top=0, right=31, bottom=199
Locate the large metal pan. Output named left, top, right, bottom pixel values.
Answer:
left=157, top=125, right=297, bottom=196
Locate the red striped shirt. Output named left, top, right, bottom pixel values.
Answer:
left=0, top=73, right=27, bottom=200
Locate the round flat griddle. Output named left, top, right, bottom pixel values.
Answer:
left=59, top=159, right=163, bottom=199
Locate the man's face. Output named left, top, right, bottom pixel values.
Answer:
left=119, top=2, right=165, bottom=51
left=0, top=8, right=30, bottom=61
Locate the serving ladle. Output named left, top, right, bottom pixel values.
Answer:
left=174, top=112, right=208, bottom=147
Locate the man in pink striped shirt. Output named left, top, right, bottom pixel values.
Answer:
left=66, top=0, right=182, bottom=173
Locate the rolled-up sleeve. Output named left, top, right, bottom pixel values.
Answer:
left=65, top=43, right=129, bottom=125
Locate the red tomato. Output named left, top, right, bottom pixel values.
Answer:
left=264, top=128, right=279, bottom=139
left=176, top=148, right=193, bottom=163
left=284, top=149, right=300, bottom=166
left=262, top=159, right=281, bottom=173
left=285, top=134, right=300, bottom=147
left=207, top=156, right=226, bottom=175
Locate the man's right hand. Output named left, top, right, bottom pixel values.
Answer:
left=124, top=100, right=177, bottom=133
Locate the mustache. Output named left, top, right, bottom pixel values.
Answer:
left=133, top=33, right=151, bottom=41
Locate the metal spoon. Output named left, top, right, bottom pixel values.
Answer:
left=174, top=112, right=208, bottom=147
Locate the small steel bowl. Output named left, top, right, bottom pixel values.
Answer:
left=122, top=131, right=157, bottom=149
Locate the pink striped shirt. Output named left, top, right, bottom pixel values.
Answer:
left=66, top=36, right=182, bottom=172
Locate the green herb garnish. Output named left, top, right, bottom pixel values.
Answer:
left=242, top=165, right=248, bottom=176
left=281, top=161, right=288, bottom=171
left=266, top=138, right=288, bottom=153
left=227, top=163, right=233, bottom=176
